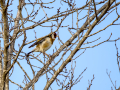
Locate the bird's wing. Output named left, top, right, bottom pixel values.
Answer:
left=28, top=37, right=46, bottom=48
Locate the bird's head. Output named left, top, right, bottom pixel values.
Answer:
left=51, top=32, right=57, bottom=39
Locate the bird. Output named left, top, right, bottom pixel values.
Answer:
left=26, top=32, right=57, bottom=57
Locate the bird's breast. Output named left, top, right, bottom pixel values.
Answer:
left=41, top=37, right=53, bottom=52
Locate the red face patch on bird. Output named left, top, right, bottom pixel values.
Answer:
left=54, top=32, right=57, bottom=38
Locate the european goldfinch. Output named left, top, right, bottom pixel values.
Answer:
left=27, top=32, right=57, bottom=57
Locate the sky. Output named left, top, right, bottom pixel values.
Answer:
left=1, top=0, right=120, bottom=90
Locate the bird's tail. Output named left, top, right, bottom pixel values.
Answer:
left=26, top=50, right=34, bottom=57
left=26, top=50, right=34, bottom=61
